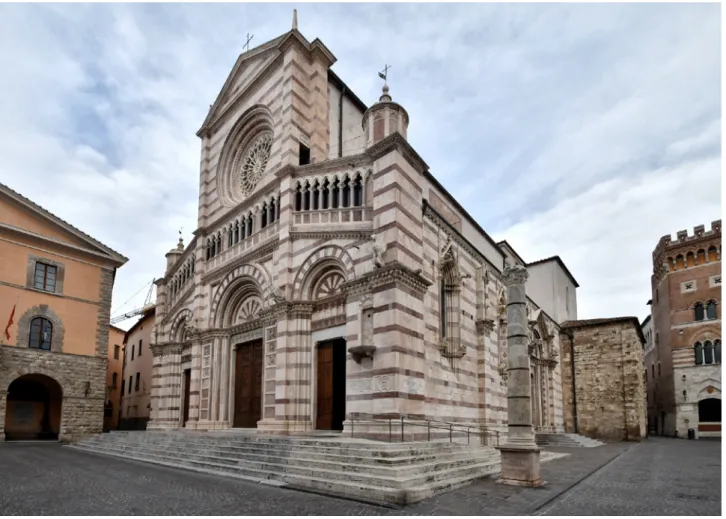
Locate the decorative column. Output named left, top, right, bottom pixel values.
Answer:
left=496, top=264, right=543, bottom=487
left=219, top=336, right=231, bottom=426
left=185, top=337, right=203, bottom=429
left=210, top=336, right=222, bottom=426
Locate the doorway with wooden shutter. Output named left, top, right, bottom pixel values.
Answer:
left=233, top=339, right=263, bottom=428
left=316, top=338, right=346, bottom=430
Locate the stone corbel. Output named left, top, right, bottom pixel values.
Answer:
left=348, top=345, right=376, bottom=363
left=439, top=339, right=466, bottom=358
left=475, top=318, right=495, bottom=336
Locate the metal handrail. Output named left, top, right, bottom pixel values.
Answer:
left=349, top=416, right=500, bottom=446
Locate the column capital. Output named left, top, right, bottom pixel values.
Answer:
left=503, top=264, right=529, bottom=287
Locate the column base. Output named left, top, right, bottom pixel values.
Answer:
left=495, top=445, right=544, bottom=487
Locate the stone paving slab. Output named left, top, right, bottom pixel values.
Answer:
left=387, top=442, right=632, bottom=515
left=1, top=438, right=720, bottom=516
left=536, top=438, right=721, bottom=516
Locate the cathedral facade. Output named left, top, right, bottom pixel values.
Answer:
left=147, top=24, right=577, bottom=438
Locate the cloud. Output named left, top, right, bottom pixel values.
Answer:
left=0, top=3, right=719, bottom=327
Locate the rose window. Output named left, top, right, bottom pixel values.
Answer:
left=232, top=132, right=273, bottom=198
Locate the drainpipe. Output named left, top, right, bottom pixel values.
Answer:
left=567, top=330, right=578, bottom=434
left=338, top=85, right=345, bottom=158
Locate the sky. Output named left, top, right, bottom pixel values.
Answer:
left=0, top=3, right=721, bottom=329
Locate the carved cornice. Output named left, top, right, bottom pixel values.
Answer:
left=364, top=131, right=428, bottom=174
left=289, top=229, right=373, bottom=242
left=282, top=153, right=373, bottom=178
left=200, top=237, right=279, bottom=285
left=423, top=203, right=502, bottom=281
left=341, top=260, right=432, bottom=297
left=150, top=343, right=182, bottom=357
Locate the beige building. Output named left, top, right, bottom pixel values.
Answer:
left=146, top=21, right=577, bottom=438
left=105, top=325, right=125, bottom=431
left=559, top=317, right=647, bottom=442
left=0, top=182, right=127, bottom=441
left=120, top=306, right=155, bottom=429
left=647, top=221, right=721, bottom=438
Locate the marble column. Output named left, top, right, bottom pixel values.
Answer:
left=219, top=336, right=231, bottom=426
left=496, top=264, right=543, bottom=487
left=210, top=336, right=221, bottom=424
left=185, top=340, right=203, bottom=428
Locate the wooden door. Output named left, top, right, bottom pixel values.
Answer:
left=316, top=343, right=334, bottom=430
left=182, top=369, right=191, bottom=427
left=234, top=341, right=263, bottom=428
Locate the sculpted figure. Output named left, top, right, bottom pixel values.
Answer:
left=268, top=283, right=286, bottom=304
left=371, top=234, right=385, bottom=268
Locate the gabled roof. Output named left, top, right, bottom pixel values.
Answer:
left=0, top=181, right=128, bottom=266
left=197, top=29, right=337, bottom=137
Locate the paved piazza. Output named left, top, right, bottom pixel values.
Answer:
left=0, top=438, right=720, bottom=516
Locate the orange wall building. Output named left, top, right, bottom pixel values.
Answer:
left=0, top=182, right=127, bottom=441
left=105, top=326, right=126, bottom=431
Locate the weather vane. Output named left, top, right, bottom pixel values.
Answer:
left=244, top=33, right=254, bottom=52
left=378, top=64, right=391, bottom=85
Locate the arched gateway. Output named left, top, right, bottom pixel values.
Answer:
left=4, top=374, right=63, bottom=441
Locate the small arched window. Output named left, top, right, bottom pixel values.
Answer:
left=706, top=301, right=717, bottom=320
left=269, top=198, right=277, bottom=224
left=331, top=178, right=340, bottom=209
left=341, top=175, right=351, bottom=208
left=353, top=173, right=363, bottom=206
left=261, top=202, right=268, bottom=228
left=695, top=302, right=705, bottom=321
left=321, top=178, right=330, bottom=209
left=247, top=213, right=254, bottom=236
left=234, top=221, right=239, bottom=244
left=695, top=342, right=704, bottom=365
left=29, top=317, right=52, bottom=350
left=704, top=341, right=714, bottom=364
left=312, top=180, right=320, bottom=210
left=295, top=182, right=302, bottom=211
left=303, top=181, right=311, bottom=211
left=715, top=340, right=722, bottom=364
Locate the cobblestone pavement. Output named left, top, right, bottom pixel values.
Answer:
left=536, top=437, right=721, bottom=516
left=0, top=438, right=720, bottom=515
left=0, top=443, right=383, bottom=516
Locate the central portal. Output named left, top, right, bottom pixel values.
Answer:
left=234, top=339, right=263, bottom=428
left=316, top=338, right=346, bottom=430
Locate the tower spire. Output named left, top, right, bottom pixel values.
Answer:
left=292, top=9, right=298, bottom=31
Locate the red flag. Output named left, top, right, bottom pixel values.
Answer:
left=4, top=303, right=16, bottom=341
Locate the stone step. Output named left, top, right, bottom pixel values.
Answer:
left=76, top=434, right=485, bottom=459
left=69, top=443, right=501, bottom=501
left=535, top=433, right=604, bottom=448
left=73, top=439, right=497, bottom=478
left=71, top=432, right=566, bottom=505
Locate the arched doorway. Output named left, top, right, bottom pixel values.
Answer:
left=4, top=374, right=63, bottom=441
left=698, top=398, right=721, bottom=436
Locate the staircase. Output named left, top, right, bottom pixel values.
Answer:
left=69, top=430, right=565, bottom=505
left=536, top=432, right=605, bottom=448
